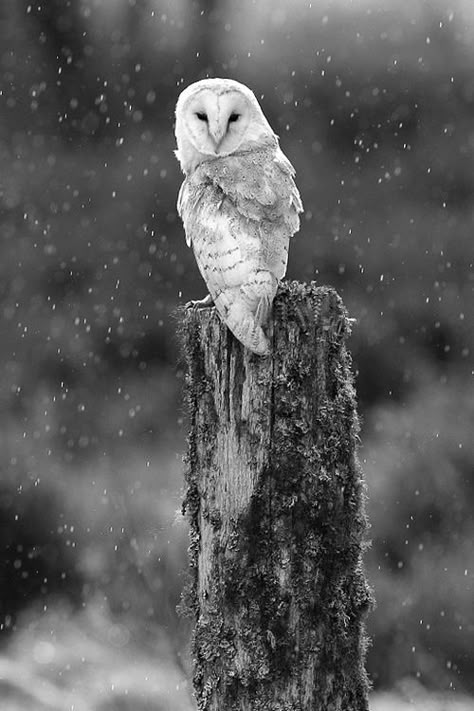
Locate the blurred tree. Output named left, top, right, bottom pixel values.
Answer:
left=24, top=0, right=123, bottom=140
left=0, top=480, right=82, bottom=636
left=185, top=0, right=224, bottom=76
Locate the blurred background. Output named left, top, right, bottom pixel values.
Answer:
left=0, top=0, right=473, bottom=709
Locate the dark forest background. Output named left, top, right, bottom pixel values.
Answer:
left=0, top=0, right=473, bottom=708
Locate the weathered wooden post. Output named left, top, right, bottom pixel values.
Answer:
left=180, top=281, right=372, bottom=711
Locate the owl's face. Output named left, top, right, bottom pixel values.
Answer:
left=175, top=78, right=276, bottom=173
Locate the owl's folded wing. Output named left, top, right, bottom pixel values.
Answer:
left=200, top=147, right=302, bottom=229
left=215, top=149, right=303, bottom=281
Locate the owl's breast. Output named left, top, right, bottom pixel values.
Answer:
left=180, top=176, right=262, bottom=282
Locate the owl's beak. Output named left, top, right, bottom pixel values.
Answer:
left=209, top=121, right=226, bottom=152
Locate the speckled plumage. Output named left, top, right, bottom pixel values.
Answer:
left=175, top=78, right=303, bottom=355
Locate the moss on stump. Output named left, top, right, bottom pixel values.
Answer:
left=180, top=281, right=372, bottom=711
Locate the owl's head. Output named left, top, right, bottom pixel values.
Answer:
left=174, top=78, right=277, bottom=173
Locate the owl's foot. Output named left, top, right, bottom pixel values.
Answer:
left=185, top=294, right=214, bottom=309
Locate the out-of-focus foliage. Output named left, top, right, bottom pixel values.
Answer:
left=0, top=603, right=191, bottom=710
left=0, top=0, right=473, bottom=702
left=364, top=379, right=474, bottom=690
left=371, top=678, right=474, bottom=711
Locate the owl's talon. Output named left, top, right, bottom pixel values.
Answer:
left=185, top=295, right=215, bottom=310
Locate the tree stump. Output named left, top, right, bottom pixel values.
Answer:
left=180, top=281, right=372, bottom=711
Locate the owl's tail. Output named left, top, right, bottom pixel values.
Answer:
left=214, top=270, right=277, bottom=356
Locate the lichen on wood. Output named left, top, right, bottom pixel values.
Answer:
left=180, top=281, right=373, bottom=711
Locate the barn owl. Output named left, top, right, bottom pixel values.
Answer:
left=174, top=78, right=303, bottom=355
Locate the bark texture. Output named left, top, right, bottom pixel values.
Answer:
left=180, top=281, right=372, bottom=711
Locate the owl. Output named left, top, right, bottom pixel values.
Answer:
left=174, top=78, right=303, bottom=355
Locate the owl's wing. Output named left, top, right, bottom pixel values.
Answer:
left=179, top=147, right=303, bottom=279
left=204, top=147, right=302, bottom=219
left=261, top=149, right=303, bottom=280
left=211, top=147, right=303, bottom=281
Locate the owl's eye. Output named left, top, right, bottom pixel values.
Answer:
left=228, top=113, right=240, bottom=123
left=196, top=112, right=208, bottom=122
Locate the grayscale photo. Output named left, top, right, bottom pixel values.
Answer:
left=0, top=1, right=472, bottom=709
